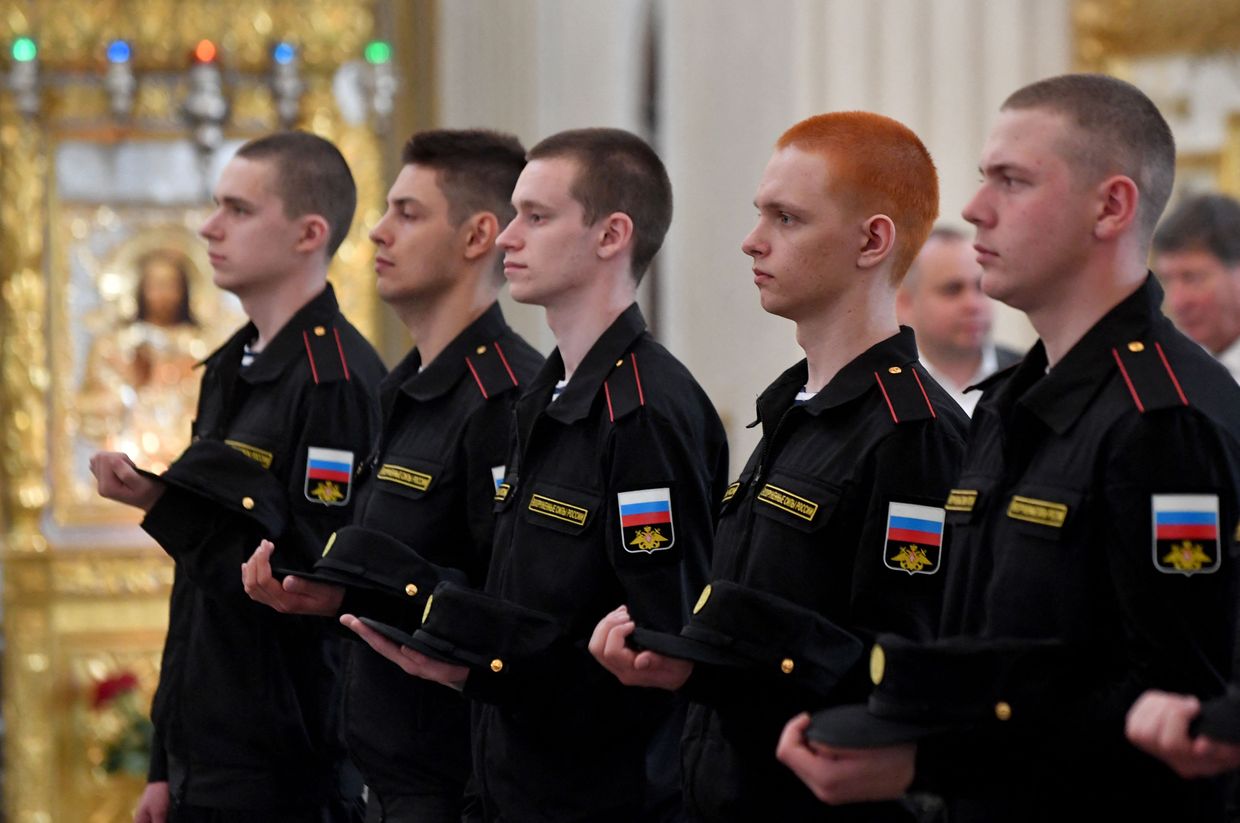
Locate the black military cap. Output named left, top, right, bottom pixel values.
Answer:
left=807, top=634, right=1070, bottom=748
left=360, top=581, right=566, bottom=675
left=629, top=580, right=866, bottom=700
left=273, top=524, right=467, bottom=604
left=139, top=439, right=288, bottom=536
left=1191, top=688, right=1240, bottom=743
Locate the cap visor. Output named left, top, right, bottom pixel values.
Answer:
left=406, top=630, right=486, bottom=668
left=270, top=565, right=372, bottom=589
left=358, top=616, right=420, bottom=648
left=630, top=627, right=746, bottom=668
left=1192, top=696, right=1240, bottom=744
left=806, top=703, right=952, bottom=749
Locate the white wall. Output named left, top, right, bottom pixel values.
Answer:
left=434, top=0, right=1072, bottom=472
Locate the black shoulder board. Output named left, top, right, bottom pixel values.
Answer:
left=873, top=365, right=935, bottom=424
left=1111, top=340, right=1188, bottom=413
left=604, top=353, right=646, bottom=422
left=466, top=341, right=520, bottom=400
left=303, top=324, right=349, bottom=384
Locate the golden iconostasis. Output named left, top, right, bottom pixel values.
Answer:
left=0, top=1, right=437, bottom=818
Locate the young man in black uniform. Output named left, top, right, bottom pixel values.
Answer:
left=240, top=129, right=542, bottom=822
left=778, top=75, right=1240, bottom=822
left=344, top=128, right=729, bottom=821
left=589, top=112, right=968, bottom=821
left=90, top=132, right=386, bottom=823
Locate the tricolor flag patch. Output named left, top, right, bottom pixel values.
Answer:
left=618, top=488, right=675, bottom=553
left=884, top=502, right=944, bottom=575
left=491, top=465, right=506, bottom=491
left=304, top=447, right=354, bottom=506
left=1152, top=494, right=1220, bottom=576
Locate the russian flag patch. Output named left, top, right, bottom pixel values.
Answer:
left=305, top=447, right=354, bottom=506
left=618, top=488, right=675, bottom=553
left=1152, top=494, right=1220, bottom=576
left=884, top=501, right=944, bottom=575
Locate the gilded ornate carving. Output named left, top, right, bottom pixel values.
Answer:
left=1, top=2, right=394, bottom=819
left=1074, top=0, right=1240, bottom=70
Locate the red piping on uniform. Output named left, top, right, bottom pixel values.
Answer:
left=303, top=332, right=321, bottom=384
left=630, top=355, right=646, bottom=406
left=1154, top=342, right=1189, bottom=405
left=910, top=367, right=936, bottom=419
left=873, top=372, right=899, bottom=422
left=465, top=358, right=489, bottom=399
left=495, top=342, right=519, bottom=386
left=334, top=328, right=351, bottom=381
left=604, top=381, right=616, bottom=422
left=1111, top=348, right=1145, bottom=413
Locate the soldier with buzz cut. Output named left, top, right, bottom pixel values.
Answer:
left=589, top=111, right=968, bottom=822
left=91, top=131, right=386, bottom=823
left=344, top=127, right=728, bottom=822
left=240, top=128, right=542, bottom=823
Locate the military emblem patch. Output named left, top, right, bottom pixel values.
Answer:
left=618, top=488, right=675, bottom=553
left=304, top=447, right=353, bottom=506
left=883, top=501, right=944, bottom=575
left=1152, top=494, right=1220, bottom=576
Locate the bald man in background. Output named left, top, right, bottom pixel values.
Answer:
left=897, top=227, right=1021, bottom=415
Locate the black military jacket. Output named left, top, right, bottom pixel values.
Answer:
left=469, top=303, right=728, bottom=822
left=141, top=285, right=385, bottom=809
left=923, top=277, right=1240, bottom=821
left=339, top=303, right=542, bottom=796
left=682, top=328, right=969, bottom=822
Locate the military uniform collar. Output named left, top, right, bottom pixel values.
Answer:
left=538, top=302, right=648, bottom=425
left=758, top=327, right=921, bottom=420
left=989, top=275, right=1162, bottom=435
left=235, top=284, right=342, bottom=384
left=385, top=302, right=513, bottom=404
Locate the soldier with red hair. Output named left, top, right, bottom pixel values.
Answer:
left=590, top=111, right=968, bottom=821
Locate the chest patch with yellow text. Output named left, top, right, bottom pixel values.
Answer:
left=377, top=463, right=433, bottom=492
left=884, top=502, right=944, bottom=575
left=528, top=494, right=589, bottom=527
left=1152, top=494, right=1220, bottom=576
left=618, top=488, right=675, bottom=553
left=756, top=484, right=819, bottom=522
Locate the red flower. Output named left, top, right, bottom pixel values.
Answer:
left=92, top=672, right=139, bottom=709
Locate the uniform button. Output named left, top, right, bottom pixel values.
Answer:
left=241, top=496, right=255, bottom=510
left=888, top=366, right=902, bottom=374
left=780, top=658, right=795, bottom=674
left=476, top=345, right=487, bottom=355
left=490, top=658, right=504, bottom=673
left=1128, top=341, right=1145, bottom=352
left=405, top=583, right=418, bottom=597
left=314, top=326, right=327, bottom=337
left=615, top=359, right=624, bottom=367
left=995, top=701, right=1012, bottom=721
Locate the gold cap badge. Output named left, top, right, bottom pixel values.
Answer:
left=693, top=584, right=712, bottom=615
left=870, top=643, right=886, bottom=685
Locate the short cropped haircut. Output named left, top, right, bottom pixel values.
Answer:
left=1002, top=74, right=1175, bottom=241
left=1153, top=193, right=1240, bottom=266
left=236, top=131, right=357, bottom=258
left=527, top=128, right=672, bottom=281
left=777, top=112, right=939, bottom=282
left=402, top=129, right=526, bottom=227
